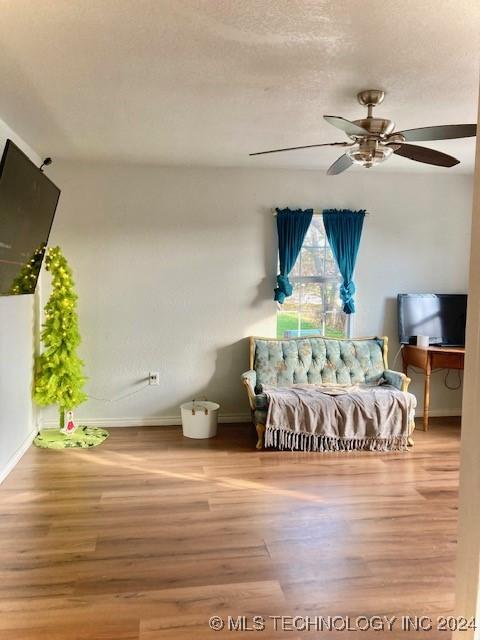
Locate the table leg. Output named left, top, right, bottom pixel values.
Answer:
left=423, top=371, right=431, bottom=431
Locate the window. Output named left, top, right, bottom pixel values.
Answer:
left=276, top=215, right=346, bottom=339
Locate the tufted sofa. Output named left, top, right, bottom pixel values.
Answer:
left=241, top=335, right=412, bottom=449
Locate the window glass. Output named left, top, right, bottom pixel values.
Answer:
left=276, top=216, right=346, bottom=339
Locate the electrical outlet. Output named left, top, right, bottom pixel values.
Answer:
left=148, top=372, right=160, bottom=385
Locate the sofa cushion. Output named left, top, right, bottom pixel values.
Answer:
left=253, top=337, right=385, bottom=388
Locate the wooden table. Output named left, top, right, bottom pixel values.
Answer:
left=402, top=344, right=465, bottom=430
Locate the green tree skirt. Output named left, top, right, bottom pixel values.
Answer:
left=34, top=426, right=109, bottom=449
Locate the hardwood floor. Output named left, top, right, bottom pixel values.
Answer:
left=0, top=418, right=460, bottom=639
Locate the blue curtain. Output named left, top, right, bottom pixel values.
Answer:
left=323, top=209, right=366, bottom=314
left=274, top=208, right=313, bottom=304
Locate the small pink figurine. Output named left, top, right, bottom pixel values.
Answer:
left=61, top=410, right=78, bottom=435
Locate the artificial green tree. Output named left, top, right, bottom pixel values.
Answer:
left=34, top=246, right=87, bottom=429
left=9, top=243, right=46, bottom=295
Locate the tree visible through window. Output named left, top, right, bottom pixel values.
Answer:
left=276, top=215, right=346, bottom=339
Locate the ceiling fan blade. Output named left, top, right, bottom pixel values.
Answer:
left=249, top=141, right=348, bottom=156
left=323, top=116, right=370, bottom=137
left=395, top=124, right=476, bottom=142
left=326, top=153, right=353, bottom=176
left=391, top=143, right=459, bottom=167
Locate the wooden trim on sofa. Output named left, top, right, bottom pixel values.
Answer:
left=382, top=335, right=389, bottom=369
left=402, top=375, right=412, bottom=393
left=241, top=377, right=256, bottom=411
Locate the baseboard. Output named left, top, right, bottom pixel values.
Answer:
left=39, top=408, right=461, bottom=429
left=418, top=408, right=462, bottom=418
left=0, top=428, right=37, bottom=485
left=39, top=413, right=252, bottom=429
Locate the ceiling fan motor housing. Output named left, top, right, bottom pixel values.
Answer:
left=351, top=118, right=395, bottom=138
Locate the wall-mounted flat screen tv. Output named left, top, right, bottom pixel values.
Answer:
left=0, top=139, right=60, bottom=295
left=398, top=293, right=467, bottom=347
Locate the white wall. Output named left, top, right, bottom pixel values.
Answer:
left=0, top=117, right=40, bottom=482
left=42, top=163, right=472, bottom=426
left=0, top=295, right=36, bottom=480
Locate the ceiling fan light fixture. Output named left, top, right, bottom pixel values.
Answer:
left=346, top=141, right=393, bottom=168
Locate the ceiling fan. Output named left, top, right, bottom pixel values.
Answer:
left=250, top=90, right=476, bottom=175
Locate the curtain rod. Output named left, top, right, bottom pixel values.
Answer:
left=272, top=208, right=369, bottom=216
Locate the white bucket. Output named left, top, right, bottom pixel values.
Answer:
left=180, top=400, right=219, bottom=439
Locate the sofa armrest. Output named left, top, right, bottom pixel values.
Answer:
left=241, top=370, right=257, bottom=410
left=384, top=369, right=411, bottom=392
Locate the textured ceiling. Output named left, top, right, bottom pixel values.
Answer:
left=0, top=0, right=479, bottom=172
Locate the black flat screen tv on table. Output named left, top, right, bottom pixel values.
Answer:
left=0, top=139, right=60, bottom=295
left=397, top=293, right=467, bottom=347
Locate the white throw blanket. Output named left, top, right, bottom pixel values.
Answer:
left=263, top=383, right=416, bottom=452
